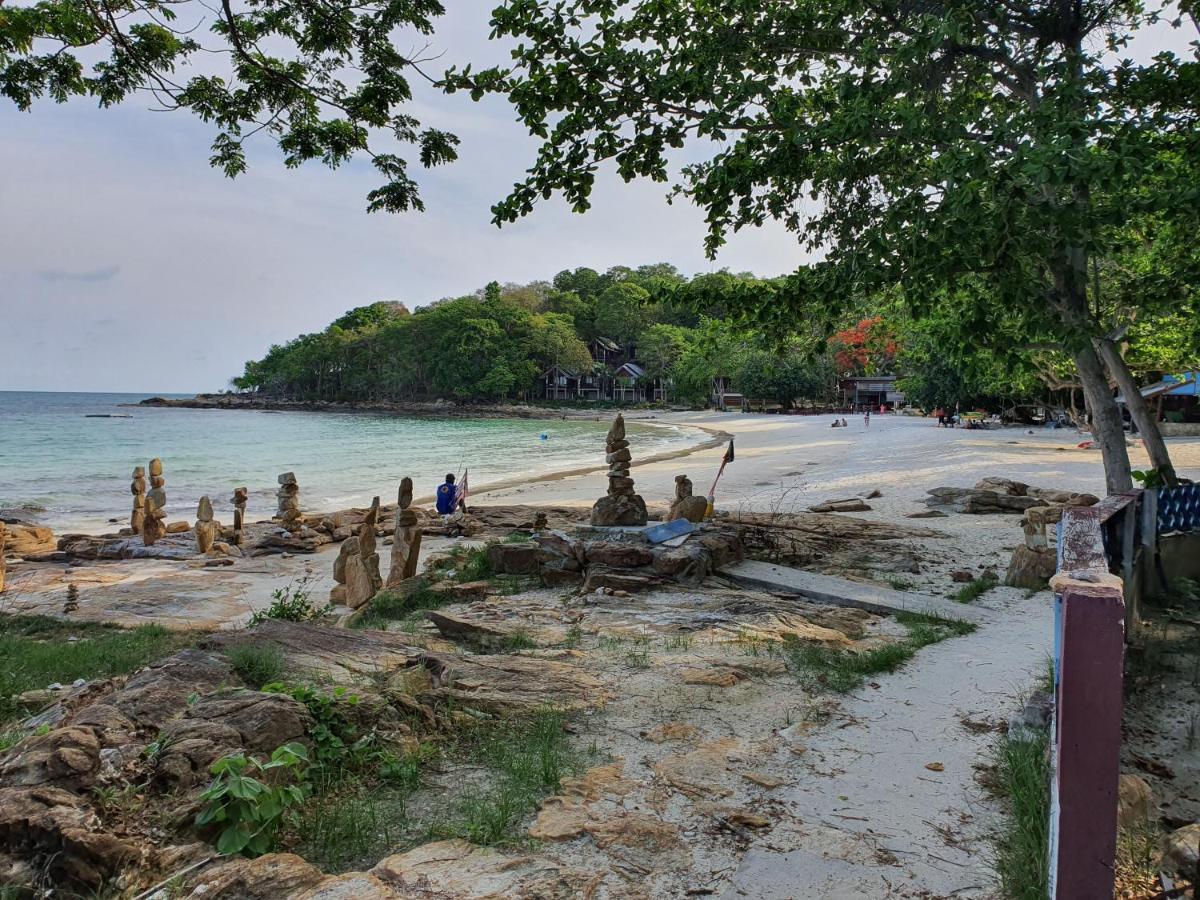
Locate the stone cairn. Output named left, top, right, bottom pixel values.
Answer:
left=276, top=472, right=301, bottom=529
left=590, top=413, right=648, bottom=527
left=231, top=487, right=248, bottom=545
left=1005, top=505, right=1060, bottom=589
left=194, top=496, right=216, bottom=554
left=143, top=458, right=168, bottom=545
left=386, top=478, right=422, bottom=589
left=331, top=496, right=382, bottom=608
left=668, top=474, right=709, bottom=523
left=0, top=521, right=6, bottom=593
left=130, top=466, right=146, bottom=535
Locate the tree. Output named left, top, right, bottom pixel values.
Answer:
left=830, top=317, right=898, bottom=377
left=451, top=1, right=1198, bottom=493
left=593, top=282, right=652, bottom=345
left=1, top=0, right=457, bottom=211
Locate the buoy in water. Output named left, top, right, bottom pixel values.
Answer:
left=540, top=433, right=549, bottom=441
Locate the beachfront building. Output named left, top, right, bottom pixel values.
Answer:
left=537, top=338, right=671, bottom=404
left=839, top=375, right=905, bottom=411
left=1117, top=373, right=1200, bottom=436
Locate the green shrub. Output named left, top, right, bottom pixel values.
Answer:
left=248, top=576, right=332, bottom=627
left=993, top=730, right=1051, bottom=899
left=196, top=742, right=309, bottom=856
left=226, top=643, right=285, bottom=689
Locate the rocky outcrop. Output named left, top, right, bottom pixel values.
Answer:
left=487, top=541, right=542, bottom=576
left=927, top=478, right=1099, bottom=514
left=4, top=524, right=55, bottom=556
left=668, top=475, right=708, bottom=523
left=590, top=414, right=648, bottom=527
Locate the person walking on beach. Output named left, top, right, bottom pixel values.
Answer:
left=864, top=408, right=871, bottom=428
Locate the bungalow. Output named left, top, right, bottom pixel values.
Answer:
left=1117, top=373, right=1200, bottom=436
left=612, top=362, right=647, bottom=403
left=839, top=375, right=905, bottom=410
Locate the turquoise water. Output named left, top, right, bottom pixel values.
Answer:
left=0, top=392, right=692, bottom=533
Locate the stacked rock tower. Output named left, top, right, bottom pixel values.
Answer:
left=142, top=458, right=168, bottom=545
left=130, top=466, right=146, bottom=534
left=589, top=414, right=648, bottom=526
left=276, top=472, right=301, bottom=528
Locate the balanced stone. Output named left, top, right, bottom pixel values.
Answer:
left=130, top=466, right=146, bottom=534
left=276, top=473, right=302, bottom=528
left=194, top=496, right=217, bottom=554
left=333, top=496, right=382, bottom=608
left=386, top=478, right=422, bottom=588
left=149, top=458, right=163, bottom=478
left=668, top=474, right=709, bottom=523
left=142, top=496, right=165, bottom=546
left=590, top=413, right=647, bottom=526
left=231, top=487, right=248, bottom=545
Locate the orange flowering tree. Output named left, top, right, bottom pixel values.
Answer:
left=830, top=317, right=898, bottom=376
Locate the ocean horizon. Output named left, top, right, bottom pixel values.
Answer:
left=0, top=390, right=693, bottom=533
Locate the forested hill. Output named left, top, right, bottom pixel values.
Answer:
left=233, top=264, right=818, bottom=405
left=232, top=262, right=1050, bottom=410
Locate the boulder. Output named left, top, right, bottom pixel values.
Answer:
left=486, top=541, right=541, bottom=575
left=583, top=567, right=660, bottom=593
left=589, top=494, right=648, bottom=527
left=808, top=499, right=871, bottom=513
left=1116, top=774, right=1154, bottom=829
left=189, top=853, right=327, bottom=900
left=583, top=541, right=654, bottom=569
left=1162, top=823, right=1200, bottom=876
left=1004, top=545, right=1056, bottom=589
left=5, top=524, right=55, bottom=556
left=0, top=726, right=101, bottom=791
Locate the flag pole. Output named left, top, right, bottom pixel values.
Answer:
left=706, top=439, right=735, bottom=518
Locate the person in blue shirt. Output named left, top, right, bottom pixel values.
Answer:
left=436, top=473, right=464, bottom=518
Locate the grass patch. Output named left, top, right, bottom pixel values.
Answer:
left=886, top=577, right=914, bottom=591
left=452, top=546, right=494, bottom=583
left=951, top=573, right=999, bottom=604
left=0, top=615, right=192, bottom=725
left=225, top=642, right=285, bottom=689
left=290, top=775, right=405, bottom=872
left=785, top=611, right=975, bottom=693
left=435, top=709, right=583, bottom=846
left=1113, top=820, right=1165, bottom=897
left=352, top=581, right=446, bottom=630
left=992, top=728, right=1051, bottom=900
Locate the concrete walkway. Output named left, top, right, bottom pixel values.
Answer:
left=720, top=559, right=994, bottom=625
left=718, top=584, right=1053, bottom=899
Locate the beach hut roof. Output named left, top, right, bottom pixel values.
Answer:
left=592, top=336, right=622, bottom=352
left=1116, top=373, right=1199, bottom=403
left=616, top=361, right=646, bottom=378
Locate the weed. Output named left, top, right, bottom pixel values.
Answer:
left=785, top=611, right=974, bottom=693
left=597, top=634, right=625, bottom=651
left=437, top=709, right=580, bottom=846
left=951, top=573, right=999, bottom=604
left=453, top=546, right=494, bottom=583
left=661, top=633, right=693, bottom=652
left=496, top=629, right=537, bottom=653
left=290, top=777, right=400, bottom=872
left=225, top=642, right=285, bottom=689
left=196, top=742, right=309, bottom=856
left=623, top=646, right=651, bottom=668
left=1113, top=820, right=1164, bottom=897
left=992, top=729, right=1050, bottom=900
left=262, top=682, right=367, bottom=777
left=352, top=582, right=445, bottom=630
left=886, top=578, right=914, bottom=591
left=248, top=576, right=332, bottom=627
left=562, top=625, right=583, bottom=648
left=0, top=615, right=191, bottom=725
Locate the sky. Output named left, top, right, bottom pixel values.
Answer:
left=0, top=6, right=1194, bottom=393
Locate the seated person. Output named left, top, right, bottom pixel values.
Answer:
left=831, top=419, right=841, bottom=427
left=436, top=473, right=465, bottom=519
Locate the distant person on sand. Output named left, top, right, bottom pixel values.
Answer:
left=436, top=473, right=465, bottom=520
left=841, top=417, right=848, bottom=427
left=830, top=418, right=841, bottom=428
left=864, top=408, right=871, bottom=427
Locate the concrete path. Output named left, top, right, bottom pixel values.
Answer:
left=718, top=586, right=1053, bottom=899
left=720, top=559, right=994, bottom=625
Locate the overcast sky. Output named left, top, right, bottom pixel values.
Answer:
left=1, top=6, right=1193, bottom=393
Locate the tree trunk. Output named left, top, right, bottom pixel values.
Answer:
left=1094, top=337, right=1178, bottom=486
left=1073, top=342, right=1133, bottom=494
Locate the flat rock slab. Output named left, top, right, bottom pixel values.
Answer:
left=719, top=560, right=992, bottom=625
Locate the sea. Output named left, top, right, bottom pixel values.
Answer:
left=0, top=392, right=694, bottom=533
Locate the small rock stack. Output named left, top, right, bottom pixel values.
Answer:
left=130, top=466, right=146, bottom=534
left=386, top=478, right=422, bottom=588
left=668, top=474, right=709, bottom=523
left=276, top=472, right=301, bottom=528
left=0, top=521, right=6, bottom=593
left=142, top=459, right=168, bottom=545
left=231, top=487, right=248, bottom=545
left=194, top=496, right=216, bottom=553
left=589, top=414, right=648, bottom=527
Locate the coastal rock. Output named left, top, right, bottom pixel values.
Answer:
left=141, top=497, right=165, bottom=546
left=385, top=478, right=422, bottom=589
left=668, top=475, right=708, bottom=523
left=1163, top=823, right=1200, bottom=876
left=486, top=541, right=541, bottom=575
left=5, top=525, right=55, bottom=556
left=808, top=498, right=871, bottom=513
left=1117, top=774, right=1153, bottom=828
left=584, top=541, right=654, bottom=569
left=590, top=494, right=649, bottom=528
left=1005, top=546, right=1056, bottom=589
